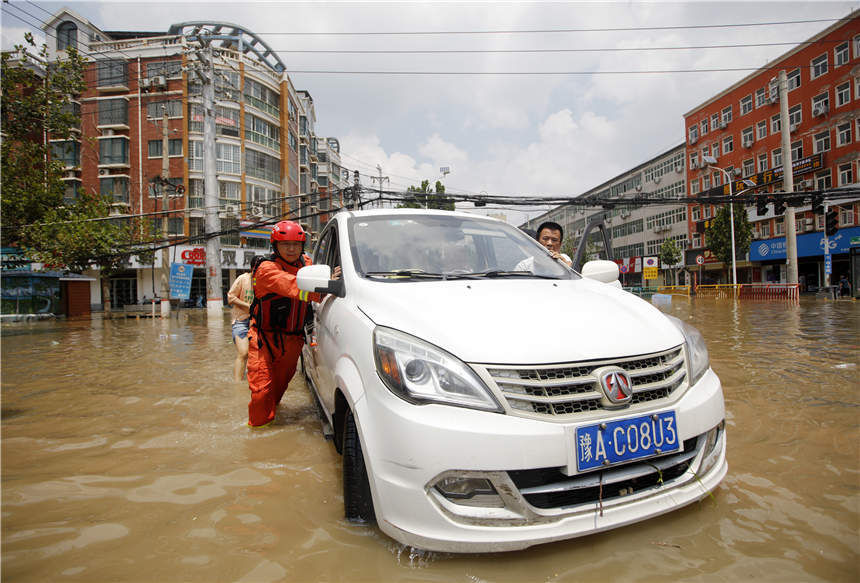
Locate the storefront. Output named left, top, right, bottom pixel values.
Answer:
left=748, top=226, right=860, bottom=291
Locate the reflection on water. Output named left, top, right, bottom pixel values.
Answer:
left=2, top=300, right=859, bottom=582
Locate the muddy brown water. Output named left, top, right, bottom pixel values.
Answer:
left=2, top=298, right=858, bottom=582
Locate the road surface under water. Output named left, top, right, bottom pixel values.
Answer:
left=2, top=298, right=858, bottom=582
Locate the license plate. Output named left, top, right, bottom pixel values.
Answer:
left=574, top=411, right=680, bottom=472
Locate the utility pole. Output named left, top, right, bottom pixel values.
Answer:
left=353, top=170, right=360, bottom=211
left=160, top=106, right=171, bottom=318
left=200, top=42, right=223, bottom=317
left=778, top=70, right=799, bottom=285
left=370, top=164, right=389, bottom=209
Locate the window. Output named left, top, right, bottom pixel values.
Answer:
left=837, top=122, right=852, bottom=147
left=713, top=172, right=722, bottom=187
left=787, top=68, right=801, bottom=90
left=146, top=100, right=181, bottom=119
left=811, top=54, right=828, bottom=79
left=839, top=205, right=854, bottom=226
left=147, top=139, right=183, bottom=158
left=836, top=82, right=850, bottom=107
left=98, top=98, right=128, bottom=126
left=835, top=42, right=849, bottom=66
left=215, top=106, right=240, bottom=137
left=690, top=180, right=699, bottom=195
left=245, top=113, right=280, bottom=150
left=712, top=141, right=720, bottom=158
left=701, top=144, right=709, bottom=158
left=245, top=148, right=280, bottom=184
left=219, top=180, right=241, bottom=201
left=722, top=135, right=733, bottom=153
left=771, top=114, right=781, bottom=134
left=188, top=141, right=203, bottom=172
left=50, top=140, right=80, bottom=167
left=838, top=163, right=854, bottom=187
left=788, top=104, right=802, bottom=127
left=812, top=92, right=830, bottom=115
left=97, top=59, right=127, bottom=87
left=743, top=158, right=755, bottom=177
left=815, top=170, right=831, bottom=190
left=688, top=125, right=698, bottom=142
left=220, top=218, right=240, bottom=247
left=703, top=206, right=713, bottom=219
left=742, top=127, right=754, bottom=146
left=146, top=60, right=182, bottom=79
left=99, top=137, right=129, bottom=165
left=288, top=130, right=298, bottom=152
left=711, top=113, right=720, bottom=130
left=703, top=175, right=711, bottom=190
left=148, top=177, right=182, bottom=198
left=757, top=120, right=767, bottom=140
left=700, top=119, right=708, bottom=135
left=775, top=218, right=785, bottom=235
left=216, top=143, right=241, bottom=174
left=855, top=34, right=860, bottom=58
left=721, top=106, right=732, bottom=125
left=244, top=78, right=280, bottom=117
left=760, top=223, right=770, bottom=238
left=791, top=140, right=803, bottom=162
left=690, top=152, right=699, bottom=169
left=740, top=95, right=753, bottom=115
left=772, top=148, right=782, bottom=169
left=758, top=154, right=768, bottom=173
left=188, top=179, right=204, bottom=209
left=63, top=181, right=80, bottom=203
left=100, top=176, right=129, bottom=204
left=755, top=87, right=767, bottom=108
left=57, top=21, right=77, bottom=51
left=813, top=131, right=830, bottom=154
left=691, top=206, right=701, bottom=221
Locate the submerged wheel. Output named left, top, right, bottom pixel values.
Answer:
left=343, top=409, right=375, bottom=523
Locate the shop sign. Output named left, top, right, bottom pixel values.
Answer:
left=181, top=248, right=206, bottom=266
left=698, top=153, right=823, bottom=198
left=748, top=226, right=860, bottom=261
left=169, top=263, right=193, bottom=300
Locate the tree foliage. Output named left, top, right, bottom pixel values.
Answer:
left=659, top=238, right=682, bottom=267
left=705, top=203, right=753, bottom=268
left=1, top=34, right=85, bottom=247
left=398, top=180, right=454, bottom=210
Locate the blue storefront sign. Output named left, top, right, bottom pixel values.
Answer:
left=169, top=262, right=193, bottom=300
left=824, top=253, right=832, bottom=275
left=748, top=227, right=860, bottom=261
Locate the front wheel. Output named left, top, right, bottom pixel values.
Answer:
left=343, top=409, right=375, bottom=523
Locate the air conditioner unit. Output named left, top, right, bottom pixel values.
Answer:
left=62, top=170, right=77, bottom=179
left=690, top=136, right=698, bottom=145
left=790, top=123, right=798, bottom=133
left=102, top=128, right=115, bottom=136
left=743, top=139, right=753, bottom=148
left=98, top=168, right=109, bottom=176
left=690, top=162, right=698, bottom=170
left=768, top=95, right=779, bottom=105
left=675, top=166, right=684, bottom=174
left=720, top=120, right=729, bottom=129
left=223, top=204, right=237, bottom=214
left=140, top=78, right=151, bottom=89
left=813, top=105, right=828, bottom=117
left=621, top=211, right=631, bottom=218
left=153, top=75, right=167, bottom=88
left=802, top=179, right=813, bottom=188
left=733, top=168, right=742, bottom=177
left=635, top=185, right=643, bottom=192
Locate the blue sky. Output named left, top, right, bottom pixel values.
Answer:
left=3, top=1, right=857, bottom=224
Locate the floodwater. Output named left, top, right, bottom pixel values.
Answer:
left=2, top=298, right=858, bottom=582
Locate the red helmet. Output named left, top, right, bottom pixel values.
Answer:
left=270, top=220, right=306, bottom=243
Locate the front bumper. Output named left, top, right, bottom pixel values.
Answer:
left=354, top=368, right=726, bottom=553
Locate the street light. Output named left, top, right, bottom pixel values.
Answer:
left=702, top=156, right=754, bottom=287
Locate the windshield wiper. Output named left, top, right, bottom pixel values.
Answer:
left=471, top=270, right=563, bottom=280
left=365, top=270, right=446, bottom=280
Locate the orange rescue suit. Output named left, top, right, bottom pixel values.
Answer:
left=247, top=254, right=321, bottom=427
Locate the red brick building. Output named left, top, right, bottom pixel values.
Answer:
left=683, top=12, right=859, bottom=287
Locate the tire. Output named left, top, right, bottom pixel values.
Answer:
left=343, top=409, right=375, bottom=523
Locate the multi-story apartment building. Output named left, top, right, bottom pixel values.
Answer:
left=523, top=145, right=689, bottom=287
left=683, top=11, right=859, bottom=288
left=41, top=8, right=345, bottom=307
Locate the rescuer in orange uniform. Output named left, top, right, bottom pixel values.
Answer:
left=246, top=220, right=339, bottom=427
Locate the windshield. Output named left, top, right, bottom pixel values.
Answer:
left=347, top=214, right=574, bottom=280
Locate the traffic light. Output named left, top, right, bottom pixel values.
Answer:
left=825, top=209, right=839, bottom=236
left=773, top=197, right=786, bottom=215
left=811, top=195, right=824, bottom=216
left=756, top=195, right=768, bottom=216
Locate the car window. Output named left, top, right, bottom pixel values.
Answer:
left=314, top=228, right=332, bottom=265
left=347, top=214, right=573, bottom=280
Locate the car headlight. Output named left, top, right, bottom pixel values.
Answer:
left=666, top=315, right=710, bottom=386
left=373, top=326, right=503, bottom=412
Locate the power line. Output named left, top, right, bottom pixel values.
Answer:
left=252, top=17, right=850, bottom=36
left=282, top=65, right=828, bottom=76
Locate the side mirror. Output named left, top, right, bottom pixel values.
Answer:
left=581, top=260, right=621, bottom=287
left=297, top=264, right=345, bottom=298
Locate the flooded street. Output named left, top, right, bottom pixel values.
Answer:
left=2, top=298, right=858, bottom=582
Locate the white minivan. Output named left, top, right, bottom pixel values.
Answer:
left=297, top=209, right=726, bottom=553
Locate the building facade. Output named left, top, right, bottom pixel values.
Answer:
left=41, top=8, right=345, bottom=308
left=683, top=12, right=859, bottom=288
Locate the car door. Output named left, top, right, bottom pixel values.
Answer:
left=310, top=223, right=342, bottom=414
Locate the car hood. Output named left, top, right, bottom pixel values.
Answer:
left=353, top=277, right=684, bottom=364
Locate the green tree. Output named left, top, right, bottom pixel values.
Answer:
left=399, top=180, right=454, bottom=210
left=659, top=238, right=682, bottom=285
left=705, top=204, right=752, bottom=276
left=2, top=34, right=85, bottom=247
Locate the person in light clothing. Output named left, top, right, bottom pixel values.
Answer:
left=227, top=256, right=263, bottom=381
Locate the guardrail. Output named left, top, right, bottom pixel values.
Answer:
left=694, top=284, right=739, bottom=299
left=738, top=283, right=800, bottom=301
left=657, top=285, right=691, bottom=296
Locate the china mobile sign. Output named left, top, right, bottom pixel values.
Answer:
left=749, top=227, right=860, bottom=261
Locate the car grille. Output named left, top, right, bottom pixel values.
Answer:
left=508, top=436, right=700, bottom=509
left=482, top=346, right=686, bottom=419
